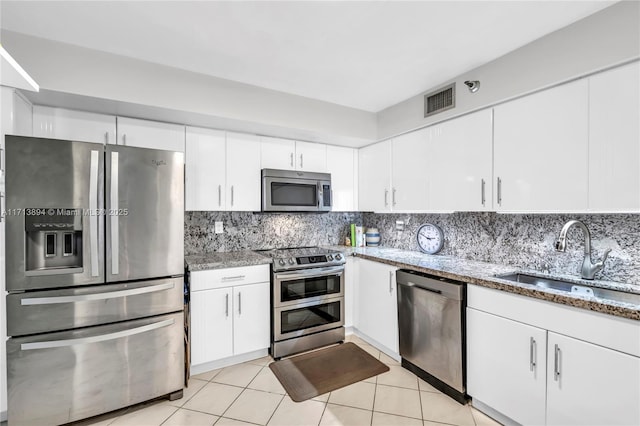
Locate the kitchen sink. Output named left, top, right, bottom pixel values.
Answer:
left=495, top=272, right=640, bottom=306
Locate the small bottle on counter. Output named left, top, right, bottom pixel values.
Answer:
left=345, top=236, right=351, bottom=246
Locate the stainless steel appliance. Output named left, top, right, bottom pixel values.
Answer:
left=396, top=269, right=468, bottom=404
left=261, top=168, right=332, bottom=212
left=4, top=136, right=185, bottom=425
left=260, top=247, right=345, bottom=358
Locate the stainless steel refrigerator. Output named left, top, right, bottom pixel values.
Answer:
left=4, top=135, right=185, bottom=425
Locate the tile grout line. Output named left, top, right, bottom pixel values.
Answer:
left=216, top=365, right=265, bottom=423
left=263, top=393, right=287, bottom=426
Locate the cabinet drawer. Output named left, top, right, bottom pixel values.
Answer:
left=191, top=264, right=270, bottom=291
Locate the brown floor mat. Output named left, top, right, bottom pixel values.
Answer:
left=269, top=342, right=390, bottom=402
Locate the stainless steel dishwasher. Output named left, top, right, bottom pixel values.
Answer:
left=396, top=269, right=467, bottom=404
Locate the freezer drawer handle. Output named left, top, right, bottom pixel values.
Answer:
left=21, top=282, right=175, bottom=305
left=20, top=318, right=175, bottom=351
left=89, top=150, right=100, bottom=277
left=110, top=151, right=119, bottom=275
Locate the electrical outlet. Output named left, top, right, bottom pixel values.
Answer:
left=214, top=221, right=224, bottom=234
left=396, top=220, right=405, bottom=231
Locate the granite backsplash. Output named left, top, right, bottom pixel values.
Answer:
left=185, top=211, right=639, bottom=285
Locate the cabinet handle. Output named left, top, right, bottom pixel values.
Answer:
left=384, top=189, right=389, bottom=207
left=218, top=185, right=222, bottom=207
left=225, top=293, right=229, bottom=317
left=238, top=292, right=242, bottom=315
left=497, top=177, right=502, bottom=206
left=0, top=192, right=4, bottom=223
left=104, top=132, right=109, bottom=144
left=392, top=188, right=397, bottom=206
left=230, top=185, right=234, bottom=207
left=389, top=271, right=393, bottom=293
left=300, top=153, right=304, bottom=169
left=481, top=179, right=486, bottom=206
left=122, top=134, right=127, bottom=146
left=530, top=337, right=536, bottom=371
left=554, top=344, right=561, bottom=381
left=222, top=275, right=245, bottom=282
left=290, top=152, right=294, bottom=167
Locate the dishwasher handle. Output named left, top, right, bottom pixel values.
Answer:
left=396, top=270, right=464, bottom=300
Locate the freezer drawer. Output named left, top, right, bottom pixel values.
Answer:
left=7, top=312, right=184, bottom=426
left=6, top=277, right=184, bottom=336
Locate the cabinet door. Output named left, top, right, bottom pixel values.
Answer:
left=226, top=132, right=261, bottom=211
left=392, top=128, right=430, bottom=212
left=430, top=110, right=493, bottom=211
left=296, top=141, right=327, bottom=172
left=233, top=282, right=270, bottom=355
left=589, top=62, right=640, bottom=212
left=185, top=127, right=226, bottom=211
left=494, top=80, right=588, bottom=212
left=547, top=332, right=640, bottom=426
left=190, top=288, right=233, bottom=366
left=117, top=117, right=185, bottom=152
left=326, top=145, right=357, bottom=211
left=261, top=136, right=295, bottom=170
left=355, top=259, right=398, bottom=354
left=33, top=106, right=114, bottom=144
left=466, top=308, right=547, bottom=426
left=359, top=140, right=391, bottom=212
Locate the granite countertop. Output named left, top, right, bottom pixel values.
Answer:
left=325, top=245, right=640, bottom=321
left=185, top=250, right=272, bottom=271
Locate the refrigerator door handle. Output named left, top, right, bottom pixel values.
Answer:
left=89, top=150, right=100, bottom=277
left=20, top=318, right=175, bottom=351
left=20, top=282, right=175, bottom=305
left=110, top=151, right=119, bottom=275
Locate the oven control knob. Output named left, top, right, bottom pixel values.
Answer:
left=335, top=253, right=342, bottom=260
left=288, top=258, right=295, bottom=265
left=327, top=254, right=333, bottom=261
left=278, top=259, right=286, bottom=266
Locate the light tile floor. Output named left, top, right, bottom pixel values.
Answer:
left=67, top=335, right=502, bottom=426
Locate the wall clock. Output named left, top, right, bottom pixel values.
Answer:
left=416, top=223, right=444, bottom=254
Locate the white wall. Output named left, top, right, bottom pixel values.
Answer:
left=377, top=1, right=640, bottom=140
left=0, top=30, right=378, bottom=147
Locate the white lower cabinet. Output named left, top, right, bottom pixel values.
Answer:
left=354, top=259, right=398, bottom=355
left=546, top=332, right=640, bottom=426
left=190, top=265, right=270, bottom=368
left=344, top=256, right=358, bottom=329
left=467, top=285, right=640, bottom=425
left=467, top=308, right=547, bottom=425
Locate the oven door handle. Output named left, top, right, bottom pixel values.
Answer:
left=274, top=266, right=344, bottom=281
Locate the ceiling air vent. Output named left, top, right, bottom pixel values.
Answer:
left=424, top=83, right=455, bottom=117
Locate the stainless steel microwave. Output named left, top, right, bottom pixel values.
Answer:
left=261, top=169, right=332, bottom=212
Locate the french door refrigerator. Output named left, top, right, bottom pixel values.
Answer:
left=4, top=135, right=184, bottom=425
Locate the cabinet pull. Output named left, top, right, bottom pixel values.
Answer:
left=104, top=132, right=109, bottom=144
left=384, top=189, right=389, bottom=207
left=554, top=344, right=561, bottom=381
left=222, top=275, right=245, bottom=282
left=290, top=152, right=294, bottom=167
left=530, top=337, right=536, bottom=371
left=0, top=192, right=4, bottom=223
left=497, top=177, right=502, bottom=206
left=300, top=154, right=304, bottom=169
left=481, top=179, right=486, bottom=206
left=230, top=185, right=234, bottom=207
left=218, top=185, right=222, bottom=207
left=122, top=134, right=127, bottom=146
left=392, top=188, right=397, bottom=206
left=225, top=293, right=229, bottom=317
left=389, top=271, right=393, bottom=293
left=238, top=292, right=242, bottom=315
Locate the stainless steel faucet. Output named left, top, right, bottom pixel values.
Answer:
left=555, top=220, right=611, bottom=280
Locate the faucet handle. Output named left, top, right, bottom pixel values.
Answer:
left=599, top=248, right=612, bottom=264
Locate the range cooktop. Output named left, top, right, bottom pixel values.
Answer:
left=256, top=246, right=346, bottom=271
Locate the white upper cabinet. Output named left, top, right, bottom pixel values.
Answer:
left=494, top=79, right=589, bottom=212
left=429, top=110, right=493, bottom=211
left=588, top=62, right=640, bottom=212
left=261, top=136, right=296, bottom=170
left=391, top=128, right=430, bottom=212
left=226, top=132, right=262, bottom=211
left=359, top=140, right=392, bottom=212
left=326, top=145, right=358, bottom=211
left=116, top=116, right=185, bottom=152
left=185, top=126, right=226, bottom=211
left=296, top=141, right=327, bottom=172
left=261, top=137, right=327, bottom=172
left=33, top=106, right=115, bottom=144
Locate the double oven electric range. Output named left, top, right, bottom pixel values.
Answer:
left=259, top=247, right=346, bottom=359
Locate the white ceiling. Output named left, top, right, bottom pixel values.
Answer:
left=0, top=1, right=615, bottom=112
